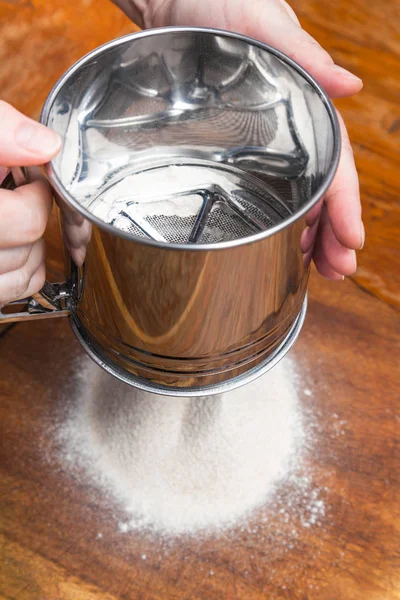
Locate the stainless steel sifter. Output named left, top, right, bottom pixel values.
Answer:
left=0, top=27, right=340, bottom=395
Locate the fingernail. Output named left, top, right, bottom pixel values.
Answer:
left=360, top=222, right=365, bottom=249
left=331, top=64, right=363, bottom=84
left=350, top=249, right=357, bottom=272
left=340, top=275, right=345, bottom=281
left=16, top=122, right=61, bottom=155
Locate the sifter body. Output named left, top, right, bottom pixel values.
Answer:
left=1, top=28, right=340, bottom=396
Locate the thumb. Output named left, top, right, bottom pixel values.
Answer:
left=0, top=100, right=61, bottom=167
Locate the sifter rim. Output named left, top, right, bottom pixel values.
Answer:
left=41, top=26, right=340, bottom=252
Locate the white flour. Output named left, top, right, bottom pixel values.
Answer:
left=60, top=357, right=307, bottom=536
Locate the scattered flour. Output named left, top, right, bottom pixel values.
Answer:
left=59, top=357, right=325, bottom=536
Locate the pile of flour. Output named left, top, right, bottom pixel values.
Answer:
left=60, top=357, right=305, bottom=535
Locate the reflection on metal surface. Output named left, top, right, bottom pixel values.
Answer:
left=70, top=295, right=308, bottom=397
left=2, top=29, right=339, bottom=395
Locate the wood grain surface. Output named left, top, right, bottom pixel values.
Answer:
left=0, top=1, right=399, bottom=599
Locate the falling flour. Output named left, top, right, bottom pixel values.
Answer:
left=60, top=357, right=308, bottom=536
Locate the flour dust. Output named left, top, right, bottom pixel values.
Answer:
left=58, top=356, right=328, bottom=537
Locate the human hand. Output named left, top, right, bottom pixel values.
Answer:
left=0, top=101, right=61, bottom=306
left=117, top=0, right=364, bottom=280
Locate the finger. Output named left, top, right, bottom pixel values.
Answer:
left=62, top=220, right=92, bottom=249
left=255, top=1, right=363, bottom=98
left=318, top=205, right=357, bottom=276
left=20, top=263, right=46, bottom=301
left=300, top=219, right=319, bottom=254
left=313, top=214, right=344, bottom=280
left=305, top=199, right=323, bottom=227
left=325, top=112, right=364, bottom=250
left=313, top=243, right=344, bottom=281
left=61, top=218, right=92, bottom=267
left=0, top=101, right=61, bottom=166
left=0, top=244, right=32, bottom=275
left=0, top=239, right=45, bottom=304
left=58, top=194, right=91, bottom=266
left=60, top=201, right=85, bottom=227
left=0, top=179, right=53, bottom=248
left=303, top=247, right=313, bottom=269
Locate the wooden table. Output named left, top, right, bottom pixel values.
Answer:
left=1, top=1, right=399, bottom=598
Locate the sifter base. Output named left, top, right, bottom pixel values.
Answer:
left=69, top=295, right=307, bottom=397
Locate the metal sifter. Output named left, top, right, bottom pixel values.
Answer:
left=1, top=27, right=340, bottom=396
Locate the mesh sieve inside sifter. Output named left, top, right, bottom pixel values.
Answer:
left=85, top=162, right=292, bottom=245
